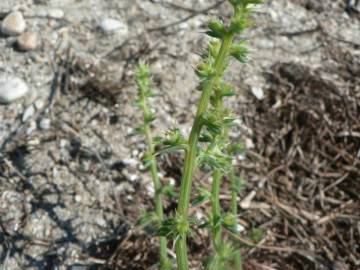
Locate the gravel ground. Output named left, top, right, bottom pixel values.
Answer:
left=0, top=0, right=359, bottom=269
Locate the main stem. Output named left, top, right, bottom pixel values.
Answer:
left=142, top=100, right=168, bottom=268
left=229, top=168, right=242, bottom=270
left=211, top=169, right=222, bottom=250
left=210, top=68, right=225, bottom=265
left=175, top=34, right=233, bottom=270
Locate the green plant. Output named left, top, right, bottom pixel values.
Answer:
left=134, top=0, right=260, bottom=269
left=135, top=64, right=171, bottom=270
left=172, top=1, right=261, bottom=269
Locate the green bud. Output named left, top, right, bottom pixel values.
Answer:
left=223, top=213, right=237, bottom=227
left=195, top=62, right=215, bottom=78
left=229, top=13, right=248, bottom=34
left=209, top=40, right=221, bottom=59
left=206, top=20, right=227, bottom=39
left=176, top=217, right=190, bottom=236
left=144, top=111, right=156, bottom=123
left=218, top=242, right=235, bottom=259
left=230, top=42, right=248, bottom=63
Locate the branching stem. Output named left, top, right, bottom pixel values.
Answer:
left=175, top=34, right=234, bottom=270
left=137, top=67, right=169, bottom=269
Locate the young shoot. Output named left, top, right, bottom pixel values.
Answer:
left=135, top=63, right=171, bottom=270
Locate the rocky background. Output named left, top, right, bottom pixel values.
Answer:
left=0, top=0, right=359, bottom=269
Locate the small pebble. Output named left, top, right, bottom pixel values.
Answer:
left=122, top=158, right=138, bottom=167
left=74, top=194, right=82, bottom=203
left=128, top=174, right=137, bottom=182
left=26, top=120, right=37, bottom=135
left=39, top=118, right=51, bottom=130
left=22, top=105, right=35, bottom=122
left=17, top=32, right=38, bottom=51
left=146, top=184, right=155, bottom=197
left=0, top=77, right=29, bottom=104
left=251, top=86, right=264, bottom=100
left=59, top=139, right=68, bottom=148
left=235, top=224, right=245, bottom=233
left=1, top=11, right=26, bottom=36
left=48, top=9, right=64, bottom=19
left=99, top=18, right=128, bottom=35
left=34, top=99, right=45, bottom=110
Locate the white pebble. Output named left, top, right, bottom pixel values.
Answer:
left=235, top=224, right=245, bottom=233
left=99, top=18, right=128, bottom=35
left=122, top=158, right=138, bottom=167
left=48, top=9, right=64, bottom=19
left=34, top=99, right=45, bottom=110
left=74, top=194, right=82, bottom=202
left=0, top=77, right=29, bottom=104
left=22, top=105, right=35, bottom=122
left=128, top=174, right=137, bottom=182
left=26, top=120, right=37, bottom=135
left=245, top=138, right=254, bottom=149
left=59, top=139, right=68, bottom=148
left=1, top=11, right=26, bottom=36
left=39, top=118, right=51, bottom=130
left=251, top=86, right=264, bottom=100
left=146, top=183, right=155, bottom=197
left=17, top=32, right=39, bottom=51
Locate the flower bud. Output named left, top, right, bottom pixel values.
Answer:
left=230, top=42, right=248, bottom=63
left=206, top=20, right=227, bottom=39
left=195, top=62, right=215, bottom=78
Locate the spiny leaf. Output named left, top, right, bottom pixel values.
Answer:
left=162, top=184, right=178, bottom=199
left=156, top=144, right=188, bottom=156
left=227, top=141, right=245, bottom=155
left=232, top=177, right=247, bottom=193
left=250, top=228, right=264, bottom=243
left=192, top=187, right=211, bottom=206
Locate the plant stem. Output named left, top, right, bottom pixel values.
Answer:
left=229, top=168, right=237, bottom=217
left=211, top=169, right=222, bottom=249
left=229, top=168, right=242, bottom=270
left=175, top=34, right=234, bottom=270
left=141, top=90, right=169, bottom=268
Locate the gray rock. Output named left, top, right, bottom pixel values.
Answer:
left=39, top=118, right=51, bottom=130
left=1, top=11, right=26, bottom=36
left=26, top=120, right=37, bottom=135
left=0, top=77, right=29, bottom=104
left=22, top=105, right=35, bottom=122
left=48, top=9, right=64, bottom=19
left=34, top=99, right=45, bottom=110
left=99, top=18, right=128, bottom=35
left=17, top=32, right=39, bottom=51
left=251, top=86, right=264, bottom=100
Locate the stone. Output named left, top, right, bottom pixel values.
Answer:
left=26, top=120, right=37, bottom=135
left=34, top=99, right=45, bottom=110
left=17, top=32, right=38, bottom=51
left=251, top=86, right=264, bottom=100
left=48, top=9, right=64, bottom=19
left=1, top=11, right=26, bottom=36
left=22, top=105, right=35, bottom=122
left=0, top=77, right=29, bottom=104
left=99, top=18, right=128, bottom=35
left=39, top=118, right=51, bottom=130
